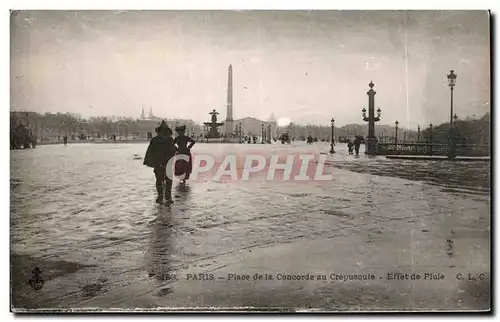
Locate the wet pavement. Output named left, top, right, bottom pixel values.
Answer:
left=10, top=142, right=490, bottom=311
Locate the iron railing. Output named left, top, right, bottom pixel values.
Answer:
left=377, top=143, right=490, bottom=157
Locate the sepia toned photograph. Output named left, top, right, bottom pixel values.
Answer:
left=10, top=9, right=490, bottom=312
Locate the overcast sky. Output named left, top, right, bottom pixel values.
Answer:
left=10, top=10, right=489, bottom=128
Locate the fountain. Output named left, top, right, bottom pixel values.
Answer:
left=203, top=109, right=225, bottom=141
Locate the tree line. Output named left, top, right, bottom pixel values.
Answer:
left=10, top=111, right=490, bottom=146
left=10, top=112, right=204, bottom=141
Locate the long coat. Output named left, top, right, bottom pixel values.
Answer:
left=143, top=135, right=176, bottom=168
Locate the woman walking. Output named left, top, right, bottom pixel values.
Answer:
left=174, top=125, right=195, bottom=184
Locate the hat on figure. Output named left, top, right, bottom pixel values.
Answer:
left=156, top=120, right=172, bottom=136
left=175, top=125, right=187, bottom=133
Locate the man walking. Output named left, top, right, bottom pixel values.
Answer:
left=353, top=136, right=362, bottom=156
left=143, top=121, right=177, bottom=204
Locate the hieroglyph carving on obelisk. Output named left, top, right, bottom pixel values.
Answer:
left=225, top=64, right=234, bottom=136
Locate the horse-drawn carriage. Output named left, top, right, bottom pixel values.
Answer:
left=10, top=122, right=36, bottom=149
left=280, top=133, right=291, bottom=144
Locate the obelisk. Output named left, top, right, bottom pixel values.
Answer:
left=225, top=64, right=234, bottom=137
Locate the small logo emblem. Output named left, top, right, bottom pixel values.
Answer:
left=28, top=267, right=44, bottom=291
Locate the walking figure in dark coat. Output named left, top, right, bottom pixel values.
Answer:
left=143, top=121, right=177, bottom=204
left=347, top=140, right=354, bottom=155
left=174, top=125, right=195, bottom=184
left=353, top=136, right=363, bottom=156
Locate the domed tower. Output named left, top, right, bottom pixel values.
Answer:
left=268, top=112, right=277, bottom=123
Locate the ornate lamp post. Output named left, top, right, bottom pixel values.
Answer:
left=394, top=120, right=399, bottom=144
left=239, top=122, right=243, bottom=143
left=329, top=118, right=335, bottom=154
left=261, top=124, right=265, bottom=144
left=447, top=70, right=457, bottom=160
left=417, top=125, right=421, bottom=143
left=267, top=124, right=272, bottom=143
left=362, top=81, right=381, bottom=155
left=233, top=123, right=239, bottom=142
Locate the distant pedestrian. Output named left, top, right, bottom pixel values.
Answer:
left=353, top=136, right=362, bottom=156
left=347, top=140, right=354, bottom=155
left=63, top=135, right=68, bottom=146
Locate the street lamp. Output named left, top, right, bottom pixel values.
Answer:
left=239, top=122, right=242, bottom=143
left=330, top=118, right=335, bottom=154
left=261, top=124, right=265, bottom=144
left=417, top=125, right=421, bottom=142
left=447, top=69, right=457, bottom=160
left=362, top=81, right=381, bottom=155
left=394, top=120, right=399, bottom=144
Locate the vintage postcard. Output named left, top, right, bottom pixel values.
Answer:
left=10, top=10, right=490, bottom=312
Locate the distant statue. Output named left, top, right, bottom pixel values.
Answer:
left=210, top=109, right=219, bottom=124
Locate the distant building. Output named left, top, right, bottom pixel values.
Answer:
left=135, top=107, right=202, bottom=138
left=233, top=113, right=277, bottom=139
